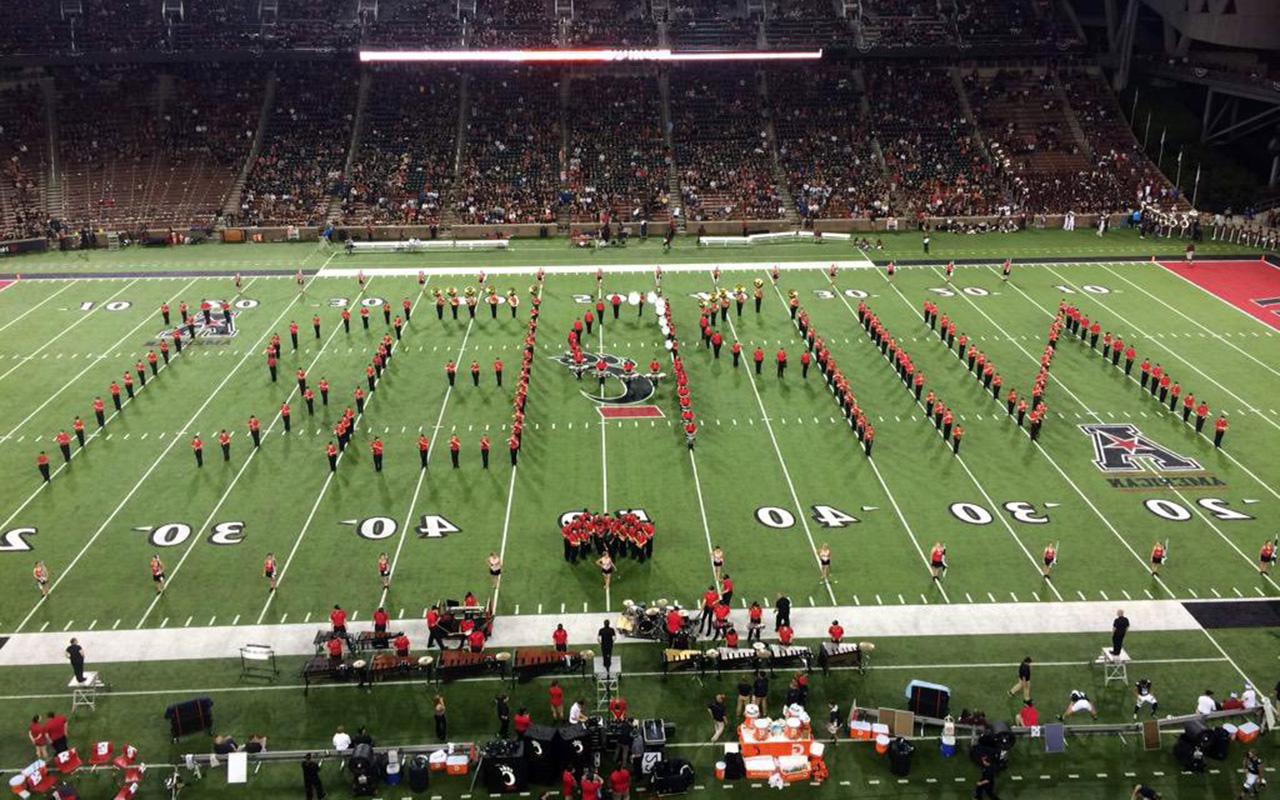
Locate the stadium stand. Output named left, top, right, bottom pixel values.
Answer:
left=563, top=73, right=669, bottom=226
left=339, top=67, right=460, bottom=225
left=455, top=68, right=561, bottom=225
left=864, top=63, right=998, bottom=220
left=666, top=1, right=759, bottom=51
left=0, top=82, right=48, bottom=241
left=670, top=69, right=785, bottom=222
left=769, top=65, right=889, bottom=220
left=239, top=64, right=359, bottom=227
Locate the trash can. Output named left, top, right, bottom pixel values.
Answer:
left=407, top=755, right=430, bottom=792
left=888, top=737, right=914, bottom=777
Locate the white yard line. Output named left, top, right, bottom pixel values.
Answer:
left=596, top=285, right=609, bottom=511
left=7, top=268, right=320, bottom=634
left=257, top=280, right=428, bottom=624
left=830, top=273, right=1056, bottom=599
left=721, top=272, right=836, bottom=604
left=0, top=277, right=265, bottom=539
left=0, top=279, right=137, bottom=386
left=1048, top=264, right=1280, bottom=503
left=382, top=292, right=473, bottom=610
left=1104, top=263, right=1280, bottom=379
left=1046, top=264, right=1280, bottom=435
left=134, top=279, right=378, bottom=628
left=990, top=267, right=1278, bottom=590
left=1137, top=260, right=1280, bottom=349
left=0, top=277, right=200, bottom=446
left=491, top=468, right=521, bottom=613
left=0, top=280, right=78, bottom=336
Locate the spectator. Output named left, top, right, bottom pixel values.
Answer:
left=331, top=725, right=352, bottom=751
left=43, top=711, right=69, bottom=754
left=28, top=715, right=49, bottom=761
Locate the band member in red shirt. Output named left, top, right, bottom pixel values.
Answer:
left=828, top=620, right=844, bottom=644
left=378, top=552, right=391, bottom=589
left=449, top=435, right=461, bottom=468
left=467, top=627, right=485, bottom=653
left=753, top=347, right=764, bottom=375
left=263, top=552, right=277, bottom=591
left=1150, top=540, right=1165, bottom=576
left=552, top=623, right=569, bottom=653
left=330, top=605, right=347, bottom=636
left=191, top=435, right=203, bottom=467
left=326, top=441, right=338, bottom=471
left=36, top=451, right=50, bottom=482
left=218, top=429, right=231, bottom=461
left=370, top=437, right=384, bottom=472
left=775, top=348, right=787, bottom=378
left=1213, top=415, right=1228, bottom=448
left=418, top=435, right=430, bottom=469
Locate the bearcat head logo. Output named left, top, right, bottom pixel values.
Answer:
left=1080, top=424, right=1201, bottom=473
left=155, top=307, right=236, bottom=343
left=552, top=351, right=656, bottom=406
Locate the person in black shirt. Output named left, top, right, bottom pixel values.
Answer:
left=301, top=753, right=325, bottom=800
left=1130, top=785, right=1161, bottom=800
left=495, top=694, right=511, bottom=738
left=974, top=756, right=999, bottom=799
left=598, top=620, right=616, bottom=674
left=774, top=592, right=791, bottom=631
left=1008, top=657, right=1032, bottom=701
left=1112, top=609, right=1130, bottom=656
left=708, top=694, right=727, bottom=742
left=351, top=727, right=373, bottom=748
left=752, top=672, right=770, bottom=716
left=735, top=679, right=752, bottom=717
left=65, top=638, right=85, bottom=683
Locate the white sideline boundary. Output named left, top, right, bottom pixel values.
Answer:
left=0, top=598, right=1210, bottom=667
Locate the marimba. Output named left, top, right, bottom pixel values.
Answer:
left=708, top=647, right=760, bottom=676
left=511, top=648, right=587, bottom=684
left=301, top=656, right=368, bottom=693
left=434, top=649, right=508, bottom=684
left=817, top=641, right=865, bottom=675
left=368, top=654, right=429, bottom=683
left=765, top=644, right=814, bottom=674
left=661, top=649, right=704, bottom=675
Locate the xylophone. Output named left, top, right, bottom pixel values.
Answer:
left=511, top=648, right=587, bottom=684
left=661, top=649, right=705, bottom=676
left=766, top=644, right=814, bottom=674
left=301, top=655, right=368, bottom=693
left=817, top=641, right=866, bottom=675
left=434, top=649, right=509, bottom=684
left=708, top=646, right=760, bottom=676
left=350, top=631, right=403, bottom=653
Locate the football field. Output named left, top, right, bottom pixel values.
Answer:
left=0, top=231, right=1277, bottom=798
left=1, top=241, right=1278, bottom=634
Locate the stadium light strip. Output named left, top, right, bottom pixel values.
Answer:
left=359, top=48, right=823, bottom=63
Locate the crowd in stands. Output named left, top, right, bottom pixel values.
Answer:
left=0, top=85, right=47, bottom=241
left=770, top=66, right=889, bottom=220
left=865, top=63, right=998, bottom=219
left=671, top=70, right=784, bottom=221
left=762, top=0, right=848, bottom=49
left=564, top=2, right=657, bottom=48
left=454, top=69, right=561, bottom=225
left=338, top=68, right=460, bottom=225
left=471, top=0, right=556, bottom=49
left=239, top=64, right=359, bottom=226
left=666, top=0, right=758, bottom=50
left=563, top=75, right=669, bottom=225
left=1060, top=70, right=1178, bottom=212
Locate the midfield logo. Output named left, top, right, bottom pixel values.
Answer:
left=553, top=351, right=657, bottom=406
left=1080, top=424, right=1201, bottom=473
left=154, top=310, right=237, bottom=343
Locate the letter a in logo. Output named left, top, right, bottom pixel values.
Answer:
left=1080, top=424, right=1202, bottom=473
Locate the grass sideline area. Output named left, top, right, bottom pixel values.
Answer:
left=0, top=228, right=1275, bottom=798
left=0, top=629, right=1274, bottom=798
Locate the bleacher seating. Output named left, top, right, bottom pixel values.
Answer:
left=455, top=68, right=561, bottom=225
left=771, top=66, right=889, bottom=220
left=0, top=83, right=48, bottom=241
left=865, top=63, right=998, bottom=219
left=339, top=67, right=460, bottom=225
left=563, top=74, right=669, bottom=226
left=671, top=69, right=783, bottom=221
left=240, top=64, right=359, bottom=226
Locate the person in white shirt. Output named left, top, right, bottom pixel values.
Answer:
left=1242, top=683, right=1258, bottom=711
left=568, top=699, right=585, bottom=725
left=332, top=726, right=352, bottom=751
left=1196, top=690, right=1218, bottom=716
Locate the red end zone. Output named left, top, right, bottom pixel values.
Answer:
left=0, top=280, right=14, bottom=293
left=598, top=406, right=665, bottom=419
left=1157, top=259, right=1280, bottom=332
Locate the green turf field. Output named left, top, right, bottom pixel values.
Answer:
left=0, top=229, right=1275, bottom=798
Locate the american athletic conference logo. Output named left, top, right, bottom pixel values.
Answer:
left=1080, top=424, right=1201, bottom=473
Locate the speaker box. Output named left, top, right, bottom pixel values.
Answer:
left=483, top=741, right=528, bottom=793
left=523, top=724, right=560, bottom=785
left=907, top=685, right=950, bottom=718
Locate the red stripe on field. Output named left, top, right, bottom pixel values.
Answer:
left=1157, top=259, right=1280, bottom=332
left=598, top=405, right=664, bottom=419
left=0, top=280, right=14, bottom=293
